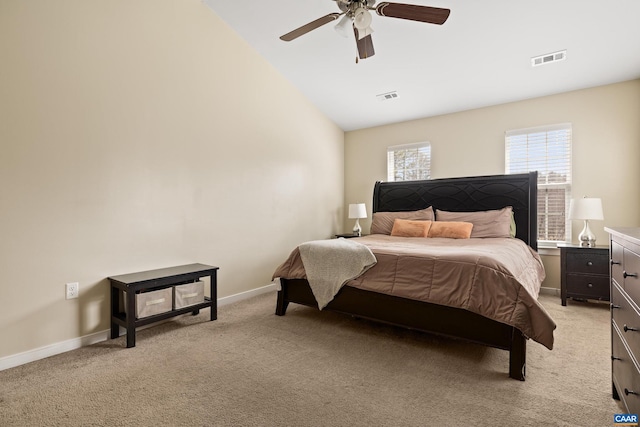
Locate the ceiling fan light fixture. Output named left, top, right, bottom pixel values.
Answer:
left=353, top=7, right=372, bottom=30
left=334, top=14, right=353, bottom=38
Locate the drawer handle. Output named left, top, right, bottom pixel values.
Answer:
left=623, top=271, right=638, bottom=278
left=624, top=324, right=639, bottom=332
left=625, top=388, right=639, bottom=396
left=611, top=260, right=621, bottom=265
left=586, top=261, right=593, bottom=267
left=587, top=283, right=593, bottom=288
left=611, top=304, right=621, bottom=309
left=612, top=355, right=622, bottom=361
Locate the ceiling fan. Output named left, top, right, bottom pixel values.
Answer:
left=279, top=0, right=450, bottom=61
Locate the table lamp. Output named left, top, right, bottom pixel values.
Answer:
left=348, top=203, right=367, bottom=236
left=569, top=197, right=604, bottom=247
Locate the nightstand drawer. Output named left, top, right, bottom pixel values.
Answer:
left=566, top=251, right=609, bottom=275
left=565, top=274, right=610, bottom=299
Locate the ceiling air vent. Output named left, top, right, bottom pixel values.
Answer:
left=531, top=50, right=567, bottom=67
left=376, top=91, right=399, bottom=102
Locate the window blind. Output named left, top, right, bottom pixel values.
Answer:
left=387, top=142, right=431, bottom=182
left=505, top=123, right=572, bottom=243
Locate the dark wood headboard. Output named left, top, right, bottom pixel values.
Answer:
left=372, top=172, right=538, bottom=250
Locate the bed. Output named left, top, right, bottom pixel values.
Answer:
left=272, top=172, right=555, bottom=380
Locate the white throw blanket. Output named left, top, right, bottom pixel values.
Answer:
left=298, top=238, right=377, bottom=310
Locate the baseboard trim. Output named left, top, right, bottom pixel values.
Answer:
left=540, top=286, right=560, bottom=296
left=218, top=282, right=277, bottom=307
left=0, top=330, right=109, bottom=373
left=0, top=283, right=278, bottom=372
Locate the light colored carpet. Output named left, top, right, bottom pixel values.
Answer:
left=0, top=292, right=625, bottom=426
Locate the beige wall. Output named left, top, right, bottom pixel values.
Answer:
left=345, top=80, right=640, bottom=289
left=0, top=1, right=344, bottom=359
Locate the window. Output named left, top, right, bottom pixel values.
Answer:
left=387, top=142, right=431, bottom=182
left=505, top=123, right=572, bottom=244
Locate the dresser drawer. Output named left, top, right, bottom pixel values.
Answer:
left=565, top=274, right=610, bottom=300
left=612, top=241, right=624, bottom=286
left=624, top=247, right=640, bottom=303
left=612, top=283, right=640, bottom=361
left=613, top=326, right=640, bottom=413
left=566, top=251, right=609, bottom=275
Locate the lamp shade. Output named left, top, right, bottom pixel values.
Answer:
left=334, top=14, right=352, bottom=38
left=353, top=7, right=372, bottom=30
left=348, top=203, right=367, bottom=219
left=569, top=197, right=604, bottom=220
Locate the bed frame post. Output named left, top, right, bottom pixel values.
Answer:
left=275, top=290, right=289, bottom=316
left=509, top=329, right=527, bottom=381
left=527, top=171, right=538, bottom=252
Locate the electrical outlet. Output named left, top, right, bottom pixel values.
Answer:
left=66, top=282, right=79, bottom=300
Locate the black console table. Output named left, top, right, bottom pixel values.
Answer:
left=109, top=263, right=218, bottom=348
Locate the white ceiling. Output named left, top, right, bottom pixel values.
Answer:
left=203, top=0, right=640, bottom=131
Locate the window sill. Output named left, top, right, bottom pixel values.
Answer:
left=537, top=246, right=560, bottom=256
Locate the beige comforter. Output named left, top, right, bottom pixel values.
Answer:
left=272, top=235, right=555, bottom=349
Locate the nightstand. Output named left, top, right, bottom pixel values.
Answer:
left=335, top=233, right=366, bottom=238
left=558, top=243, right=610, bottom=306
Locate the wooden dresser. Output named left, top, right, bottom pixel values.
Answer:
left=606, top=227, right=640, bottom=413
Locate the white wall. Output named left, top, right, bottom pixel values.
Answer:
left=344, top=80, right=640, bottom=289
left=0, top=0, right=344, bottom=360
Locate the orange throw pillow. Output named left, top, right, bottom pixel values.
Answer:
left=428, top=221, right=473, bottom=239
left=390, top=219, right=432, bottom=237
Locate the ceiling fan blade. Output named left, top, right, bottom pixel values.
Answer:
left=375, top=2, right=450, bottom=25
left=280, top=13, right=341, bottom=41
left=354, top=28, right=375, bottom=60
